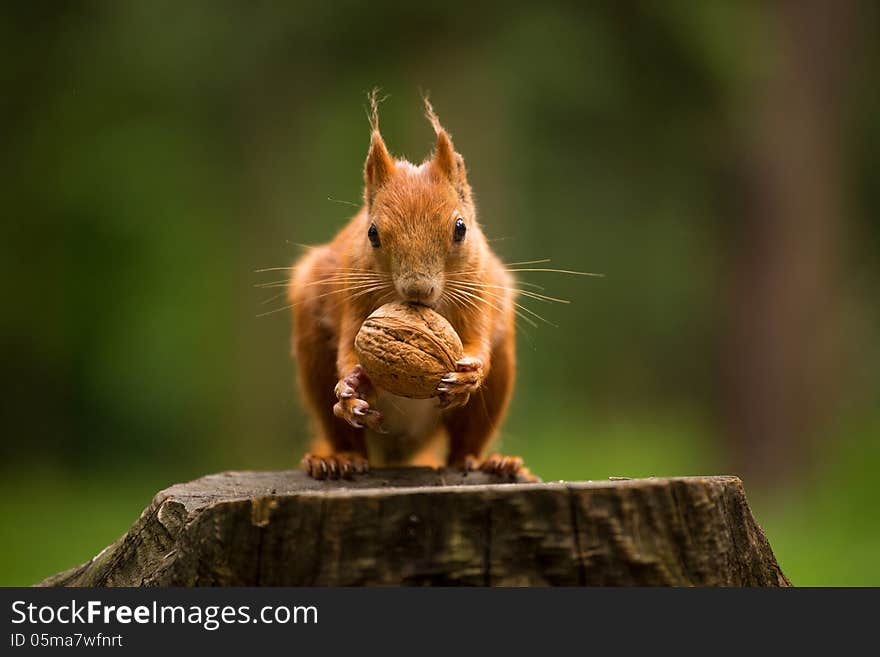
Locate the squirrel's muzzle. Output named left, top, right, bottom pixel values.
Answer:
left=396, top=273, right=441, bottom=306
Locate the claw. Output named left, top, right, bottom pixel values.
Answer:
left=436, top=356, right=483, bottom=410
left=333, top=367, right=384, bottom=431
left=301, top=452, right=369, bottom=480
left=460, top=453, right=540, bottom=482
left=362, top=409, right=386, bottom=433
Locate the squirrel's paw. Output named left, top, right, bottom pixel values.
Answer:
left=464, top=453, right=542, bottom=483
left=333, top=397, right=384, bottom=431
left=437, top=356, right=483, bottom=409
left=333, top=365, right=385, bottom=432
left=302, top=451, right=369, bottom=480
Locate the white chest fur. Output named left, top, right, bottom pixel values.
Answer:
left=365, top=390, right=441, bottom=465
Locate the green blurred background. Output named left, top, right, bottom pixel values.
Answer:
left=2, top=1, right=878, bottom=586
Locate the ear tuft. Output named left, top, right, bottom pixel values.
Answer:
left=367, top=87, right=386, bottom=134
left=423, top=93, right=443, bottom=135
left=423, top=94, right=457, bottom=180
left=364, top=89, right=395, bottom=204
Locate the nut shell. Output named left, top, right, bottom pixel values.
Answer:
left=354, top=302, right=463, bottom=398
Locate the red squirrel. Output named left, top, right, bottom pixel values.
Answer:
left=288, top=94, right=531, bottom=480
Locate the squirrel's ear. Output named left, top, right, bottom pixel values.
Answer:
left=432, top=129, right=457, bottom=181
left=364, top=129, right=395, bottom=203
left=364, top=90, right=395, bottom=204
left=424, top=97, right=469, bottom=197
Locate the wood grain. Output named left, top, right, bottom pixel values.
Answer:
left=37, top=469, right=790, bottom=587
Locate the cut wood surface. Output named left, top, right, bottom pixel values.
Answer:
left=39, top=469, right=790, bottom=587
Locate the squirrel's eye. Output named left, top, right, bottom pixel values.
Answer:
left=453, top=218, right=466, bottom=242
left=368, top=223, right=380, bottom=248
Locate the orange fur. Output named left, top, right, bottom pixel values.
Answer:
left=289, top=95, right=516, bottom=473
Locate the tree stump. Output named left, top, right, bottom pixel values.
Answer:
left=38, top=469, right=790, bottom=586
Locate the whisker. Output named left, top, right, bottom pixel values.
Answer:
left=443, top=288, right=480, bottom=313
left=449, top=260, right=604, bottom=279
left=254, top=265, right=386, bottom=274
left=291, top=281, right=389, bottom=303
left=510, top=300, right=556, bottom=327
left=443, top=289, right=536, bottom=338
left=255, top=303, right=295, bottom=318
left=447, top=273, right=545, bottom=290
left=444, top=289, right=497, bottom=325
left=254, top=274, right=387, bottom=289
left=497, top=288, right=568, bottom=304
left=501, top=294, right=554, bottom=327
left=312, top=281, right=391, bottom=298
left=327, top=197, right=361, bottom=208
left=502, top=259, right=552, bottom=267
left=377, top=288, right=397, bottom=305
left=447, top=287, right=540, bottom=328
left=325, top=267, right=390, bottom=273
left=343, top=284, right=395, bottom=305
left=447, top=280, right=571, bottom=304
left=447, top=259, right=548, bottom=277
left=254, top=272, right=390, bottom=289
left=448, top=283, right=558, bottom=327
left=253, top=280, right=291, bottom=288
left=316, top=274, right=391, bottom=283
left=449, top=259, right=552, bottom=276
left=260, top=290, right=290, bottom=305
left=256, top=281, right=392, bottom=318
left=448, top=282, right=541, bottom=349
left=504, top=268, right=604, bottom=277
left=446, top=280, right=570, bottom=304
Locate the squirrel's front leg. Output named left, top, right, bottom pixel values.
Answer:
left=333, top=330, right=384, bottom=432
left=302, top=334, right=382, bottom=481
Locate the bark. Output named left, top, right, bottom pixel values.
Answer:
left=38, top=469, right=790, bottom=587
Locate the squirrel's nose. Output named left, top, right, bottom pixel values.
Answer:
left=398, top=278, right=437, bottom=305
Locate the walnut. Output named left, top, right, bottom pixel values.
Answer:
left=354, top=302, right=463, bottom=398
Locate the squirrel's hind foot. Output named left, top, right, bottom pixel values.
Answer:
left=302, top=451, right=369, bottom=480
left=463, top=453, right=541, bottom=483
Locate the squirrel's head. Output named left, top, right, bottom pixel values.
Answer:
left=358, top=94, right=484, bottom=308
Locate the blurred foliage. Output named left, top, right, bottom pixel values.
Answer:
left=1, top=1, right=878, bottom=585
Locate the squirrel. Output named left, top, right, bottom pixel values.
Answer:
left=288, top=94, right=532, bottom=481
